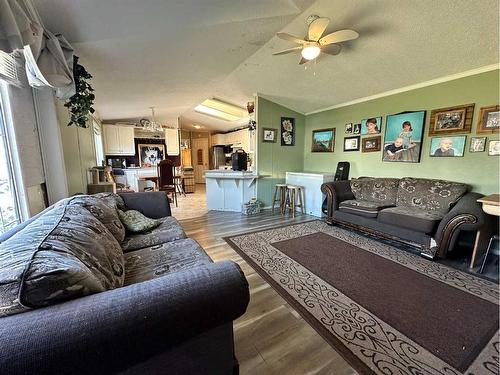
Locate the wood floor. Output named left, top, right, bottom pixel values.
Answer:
left=178, top=210, right=357, bottom=375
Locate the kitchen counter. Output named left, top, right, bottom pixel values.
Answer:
left=205, top=170, right=263, bottom=212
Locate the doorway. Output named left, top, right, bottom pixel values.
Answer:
left=192, top=137, right=209, bottom=183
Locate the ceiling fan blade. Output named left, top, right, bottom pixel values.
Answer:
left=276, top=32, right=306, bottom=45
left=321, top=43, right=342, bottom=55
left=273, top=46, right=302, bottom=56
left=299, top=57, right=308, bottom=65
left=319, top=29, right=359, bottom=45
left=308, top=17, right=330, bottom=41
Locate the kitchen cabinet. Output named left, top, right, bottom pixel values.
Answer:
left=103, top=125, right=135, bottom=155
left=165, top=128, right=180, bottom=155
left=211, top=133, right=226, bottom=146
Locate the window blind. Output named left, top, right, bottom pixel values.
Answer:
left=0, top=51, right=20, bottom=85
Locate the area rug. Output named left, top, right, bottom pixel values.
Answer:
left=224, top=220, right=500, bottom=375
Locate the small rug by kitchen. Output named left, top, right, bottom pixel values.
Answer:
left=224, top=220, right=500, bottom=375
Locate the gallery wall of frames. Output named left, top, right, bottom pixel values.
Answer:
left=303, top=70, right=500, bottom=194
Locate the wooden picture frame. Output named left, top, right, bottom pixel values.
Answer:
left=262, top=128, right=277, bottom=143
left=343, top=136, right=360, bottom=151
left=311, top=128, right=335, bottom=152
left=477, top=105, right=500, bottom=134
left=428, top=103, right=474, bottom=135
left=361, top=136, right=381, bottom=152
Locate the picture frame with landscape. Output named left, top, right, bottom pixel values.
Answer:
left=280, top=117, right=295, bottom=146
left=362, top=136, right=381, bottom=153
left=470, top=137, right=486, bottom=153
left=382, top=110, right=425, bottom=163
left=428, top=104, right=474, bottom=135
left=262, top=128, right=277, bottom=143
left=477, top=105, right=500, bottom=134
left=429, top=136, right=466, bottom=157
left=361, top=117, right=382, bottom=135
left=311, top=128, right=335, bottom=152
left=344, top=136, right=360, bottom=151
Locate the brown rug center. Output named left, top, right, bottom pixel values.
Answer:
left=271, top=232, right=499, bottom=371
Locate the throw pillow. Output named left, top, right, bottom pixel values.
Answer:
left=118, top=210, right=162, bottom=233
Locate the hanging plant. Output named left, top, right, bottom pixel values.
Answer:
left=64, top=56, right=95, bottom=128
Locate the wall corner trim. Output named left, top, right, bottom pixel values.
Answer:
left=305, top=64, right=500, bottom=115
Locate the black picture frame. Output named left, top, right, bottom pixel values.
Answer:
left=344, top=136, right=360, bottom=151
left=280, top=117, right=295, bottom=146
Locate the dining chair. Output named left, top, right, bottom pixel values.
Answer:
left=157, top=159, right=177, bottom=207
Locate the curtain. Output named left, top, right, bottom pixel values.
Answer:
left=0, top=0, right=41, bottom=53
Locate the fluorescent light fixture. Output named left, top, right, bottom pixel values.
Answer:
left=301, top=45, right=321, bottom=60
left=195, top=99, right=246, bottom=121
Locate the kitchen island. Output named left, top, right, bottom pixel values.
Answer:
left=205, top=170, right=261, bottom=212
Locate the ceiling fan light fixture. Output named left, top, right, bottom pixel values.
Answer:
left=301, top=45, right=321, bottom=60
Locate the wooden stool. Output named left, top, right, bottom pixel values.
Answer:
left=272, top=184, right=288, bottom=214
left=285, top=185, right=305, bottom=218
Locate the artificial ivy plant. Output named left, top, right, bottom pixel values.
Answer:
left=64, top=56, right=95, bottom=128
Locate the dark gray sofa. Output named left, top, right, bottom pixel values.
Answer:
left=321, top=177, right=493, bottom=259
left=0, top=192, right=249, bottom=375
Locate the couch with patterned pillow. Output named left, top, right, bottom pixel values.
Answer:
left=321, top=177, right=493, bottom=259
left=0, top=192, right=249, bottom=375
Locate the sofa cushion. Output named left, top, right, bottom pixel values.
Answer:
left=339, top=199, right=394, bottom=218
left=350, top=178, right=400, bottom=205
left=93, top=192, right=126, bottom=210
left=122, top=216, right=187, bottom=253
left=124, top=238, right=212, bottom=285
left=69, top=195, right=125, bottom=243
left=0, top=201, right=124, bottom=316
left=118, top=209, right=162, bottom=233
left=378, top=206, right=446, bottom=234
left=396, top=177, right=468, bottom=212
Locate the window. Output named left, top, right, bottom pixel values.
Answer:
left=0, top=90, right=21, bottom=233
left=93, top=119, right=105, bottom=166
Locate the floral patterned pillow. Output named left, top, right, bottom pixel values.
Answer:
left=118, top=210, right=162, bottom=233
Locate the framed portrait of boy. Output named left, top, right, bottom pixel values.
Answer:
left=428, top=104, right=474, bottom=136
left=429, top=136, right=466, bottom=157
left=361, top=136, right=381, bottom=153
left=262, top=128, right=277, bottom=143
left=469, top=137, right=486, bottom=152
left=477, top=105, right=500, bottom=134
left=311, top=128, right=335, bottom=152
left=343, top=136, right=360, bottom=151
left=361, top=117, right=382, bottom=135
left=382, top=111, right=425, bottom=163
left=280, top=117, right=295, bottom=146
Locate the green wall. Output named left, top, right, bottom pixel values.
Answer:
left=257, top=97, right=305, bottom=206
left=304, top=70, right=499, bottom=194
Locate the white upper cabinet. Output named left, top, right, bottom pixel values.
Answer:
left=211, top=133, right=226, bottom=146
left=103, top=125, right=135, bottom=155
left=165, top=128, right=180, bottom=156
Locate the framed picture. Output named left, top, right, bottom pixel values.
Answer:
left=488, top=140, right=500, bottom=156
left=138, top=144, right=165, bottom=167
left=311, top=128, right=335, bottom=152
left=361, top=136, right=381, bottom=153
left=262, top=128, right=277, bottom=143
left=477, top=105, right=500, bottom=134
left=344, top=136, right=360, bottom=151
left=361, top=116, right=382, bottom=135
left=280, top=117, right=295, bottom=146
left=383, top=111, right=425, bottom=163
left=428, top=104, right=474, bottom=135
left=345, top=123, right=353, bottom=134
left=469, top=137, right=486, bottom=152
left=429, top=136, right=466, bottom=157
left=353, top=123, right=361, bottom=134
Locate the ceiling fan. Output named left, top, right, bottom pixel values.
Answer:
left=273, top=15, right=359, bottom=64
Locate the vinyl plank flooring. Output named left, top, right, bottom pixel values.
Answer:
left=178, top=209, right=356, bottom=375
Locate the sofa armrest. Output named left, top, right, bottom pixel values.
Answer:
left=0, top=261, right=249, bottom=375
left=321, top=180, right=355, bottom=217
left=119, top=191, right=171, bottom=218
left=434, top=192, right=494, bottom=257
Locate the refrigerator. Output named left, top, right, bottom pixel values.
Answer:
left=211, top=146, right=226, bottom=170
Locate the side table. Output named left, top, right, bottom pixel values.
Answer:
left=470, top=194, right=499, bottom=269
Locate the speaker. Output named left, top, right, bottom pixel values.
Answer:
left=231, top=149, right=248, bottom=171
left=322, top=162, right=350, bottom=214
left=334, top=161, right=350, bottom=181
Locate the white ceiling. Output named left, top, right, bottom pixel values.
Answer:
left=35, top=0, right=499, bottom=131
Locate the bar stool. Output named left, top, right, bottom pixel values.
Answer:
left=285, top=185, right=305, bottom=218
left=272, top=183, right=288, bottom=214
